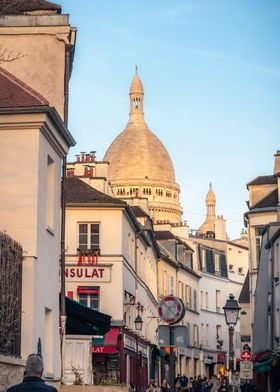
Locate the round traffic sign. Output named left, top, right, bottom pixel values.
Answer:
left=240, top=350, right=252, bottom=361
left=158, top=295, right=185, bottom=324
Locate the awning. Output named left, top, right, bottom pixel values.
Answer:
left=65, top=297, right=111, bottom=335
left=92, top=327, right=119, bottom=354
left=254, top=358, right=272, bottom=374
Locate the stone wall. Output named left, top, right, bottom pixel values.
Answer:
left=60, top=386, right=128, bottom=392
left=0, top=355, right=25, bottom=392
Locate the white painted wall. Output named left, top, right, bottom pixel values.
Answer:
left=0, top=112, right=72, bottom=378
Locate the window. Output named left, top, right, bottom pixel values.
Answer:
left=216, top=290, right=221, bottom=310
left=214, top=253, right=220, bottom=274
left=255, top=227, right=265, bottom=268
left=275, top=243, right=279, bottom=281
left=185, top=285, right=191, bottom=309
left=78, top=287, right=99, bottom=310
left=216, top=325, right=223, bottom=349
left=200, top=323, right=204, bottom=346
left=194, top=289, right=197, bottom=312
left=201, top=248, right=206, bottom=271
left=169, top=276, right=175, bottom=295
left=193, top=324, right=199, bottom=347
left=200, top=291, right=203, bottom=309
left=205, top=292, right=209, bottom=309
left=206, top=324, right=209, bottom=346
left=46, top=155, right=55, bottom=230
left=78, top=223, right=99, bottom=251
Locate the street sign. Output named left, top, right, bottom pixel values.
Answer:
left=240, top=350, right=252, bottom=361
left=158, top=325, right=188, bottom=347
left=240, top=361, right=253, bottom=380
left=158, top=295, right=185, bottom=324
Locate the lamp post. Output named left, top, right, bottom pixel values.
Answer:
left=223, top=294, right=240, bottom=375
left=134, top=305, right=143, bottom=392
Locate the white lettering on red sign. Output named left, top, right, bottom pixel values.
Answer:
left=92, top=346, right=104, bottom=353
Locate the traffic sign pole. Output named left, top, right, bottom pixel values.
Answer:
left=169, top=326, right=175, bottom=392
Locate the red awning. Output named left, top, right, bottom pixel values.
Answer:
left=105, top=327, right=119, bottom=345
left=92, top=327, right=119, bottom=354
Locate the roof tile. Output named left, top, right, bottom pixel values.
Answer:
left=65, top=176, right=127, bottom=206
left=0, top=0, right=61, bottom=15
left=0, top=66, right=49, bottom=108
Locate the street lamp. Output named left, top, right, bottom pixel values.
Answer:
left=134, top=314, right=143, bottom=331
left=223, top=294, right=240, bottom=373
left=134, top=305, right=143, bottom=392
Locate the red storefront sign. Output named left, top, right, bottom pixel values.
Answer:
left=92, top=327, right=119, bottom=354
left=92, top=346, right=117, bottom=354
left=217, top=352, right=226, bottom=363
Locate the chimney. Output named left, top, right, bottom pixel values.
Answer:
left=90, top=151, right=96, bottom=162
left=274, top=150, right=280, bottom=176
left=80, top=152, right=86, bottom=162
left=215, top=215, right=227, bottom=241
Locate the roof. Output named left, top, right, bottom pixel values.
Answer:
left=0, top=66, right=49, bottom=108
left=155, top=230, right=193, bottom=251
left=0, top=0, right=61, bottom=15
left=239, top=271, right=250, bottom=303
left=154, top=230, right=175, bottom=241
left=252, top=189, right=278, bottom=210
left=247, top=175, right=277, bottom=187
left=130, top=205, right=149, bottom=218
left=65, top=176, right=127, bottom=206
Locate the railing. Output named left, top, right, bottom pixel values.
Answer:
left=0, top=231, right=22, bottom=356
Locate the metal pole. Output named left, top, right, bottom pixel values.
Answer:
left=136, top=335, right=138, bottom=392
left=229, top=326, right=234, bottom=373
left=169, top=326, right=175, bottom=392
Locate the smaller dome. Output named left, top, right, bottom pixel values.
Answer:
left=206, top=183, right=216, bottom=203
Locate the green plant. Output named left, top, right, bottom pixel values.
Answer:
left=99, top=379, right=126, bottom=386
left=70, top=362, right=83, bottom=385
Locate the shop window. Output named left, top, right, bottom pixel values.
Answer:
left=78, top=286, right=99, bottom=310
left=78, top=223, right=99, bottom=251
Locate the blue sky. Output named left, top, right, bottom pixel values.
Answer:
left=59, top=0, right=280, bottom=239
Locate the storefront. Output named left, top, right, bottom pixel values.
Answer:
left=121, top=329, right=149, bottom=390
left=92, top=327, right=121, bottom=384
left=203, top=351, right=217, bottom=378
left=91, top=326, right=150, bottom=388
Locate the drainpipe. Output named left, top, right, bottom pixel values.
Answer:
left=60, top=41, right=72, bottom=382
left=270, top=243, right=275, bottom=351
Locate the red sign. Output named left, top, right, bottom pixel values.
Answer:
left=240, top=350, right=252, bottom=361
left=92, top=346, right=117, bottom=354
